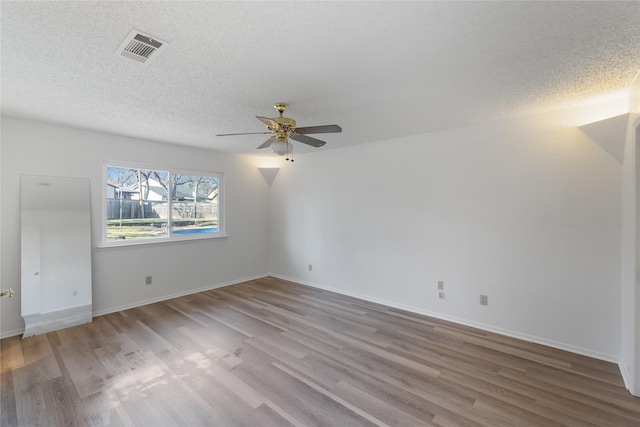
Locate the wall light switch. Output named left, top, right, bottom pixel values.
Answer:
left=437, top=281, right=444, bottom=290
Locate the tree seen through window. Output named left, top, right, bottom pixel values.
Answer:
left=105, top=166, right=221, bottom=242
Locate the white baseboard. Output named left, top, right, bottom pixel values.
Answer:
left=619, top=360, right=638, bottom=396
left=22, top=304, right=92, bottom=338
left=2, top=273, right=622, bottom=369
left=271, top=274, right=619, bottom=364
left=91, top=273, right=269, bottom=318
left=0, top=327, right=26, bottom=340
left=0, top=274, right=270, bottom=339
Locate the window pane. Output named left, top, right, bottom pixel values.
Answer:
left=106, top=167, right=169, bottom=241
left=170, top=174, right=219, bottom=236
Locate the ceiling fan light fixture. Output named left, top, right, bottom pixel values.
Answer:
left=271, top=140, right=292, bottom=156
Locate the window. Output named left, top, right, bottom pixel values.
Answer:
left=103, top=164, right=224, bottom=245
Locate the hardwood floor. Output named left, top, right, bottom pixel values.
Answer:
left=1, top=276, right=639, bottom=426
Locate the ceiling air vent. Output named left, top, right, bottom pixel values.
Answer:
left=115, top=30, right=168, bottom=64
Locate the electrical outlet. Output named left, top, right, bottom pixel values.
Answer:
left=480, top=294, right=488, bottom=306
left=308, top=264, right=313, bottom=271
left=145, top=275, right=152, bottom=285
left=437, top=280, right=444, bottom=290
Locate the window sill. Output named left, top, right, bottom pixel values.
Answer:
left=97, top=233, right=228, bottom=249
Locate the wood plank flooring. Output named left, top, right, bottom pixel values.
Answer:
left=1, top=276, right=639, bottom=426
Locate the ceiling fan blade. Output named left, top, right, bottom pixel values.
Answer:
left=256, top=116, right=279, bottom=128
left=216, top=131, right=272, bottom=136
left=290, top=134, right=326, bottom=148
left=294, top=124, right=342, bottom=134
left=256, top=138, right=274, bottom=149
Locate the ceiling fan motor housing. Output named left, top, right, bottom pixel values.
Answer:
left=273, top=116, right=296, bottom=128
left=271, top=116, right=296, bottom=140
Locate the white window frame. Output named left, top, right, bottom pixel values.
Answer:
left=101, top=161, right=226, bottom=247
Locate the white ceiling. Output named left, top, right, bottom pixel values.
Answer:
left=2, top=1, right=639, bottom=155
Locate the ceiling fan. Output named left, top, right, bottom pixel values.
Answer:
left=216, top=103, right=342, bottom=161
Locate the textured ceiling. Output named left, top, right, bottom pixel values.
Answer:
left=2, top=1, right=639, bottom=154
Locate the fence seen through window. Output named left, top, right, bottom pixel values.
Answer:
left=106, top=166, right=221, bottom=242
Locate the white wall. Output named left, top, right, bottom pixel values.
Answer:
left=0, top=106, right=628, bottom=366
left=270, top=110, right=623, bottom=361
left=0, top=117, right=271, bottom=337
left=620, top=84, right=640, bottom=392
left=619, top=71, right=640, bottom=394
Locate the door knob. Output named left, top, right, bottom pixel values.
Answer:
left=0, top=289, right=14, bottom=298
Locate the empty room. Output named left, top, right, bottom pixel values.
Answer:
left=1, top=1, right=640, bottom=426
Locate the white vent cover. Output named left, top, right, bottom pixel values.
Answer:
left=115, top=30, right=168, bottom=64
